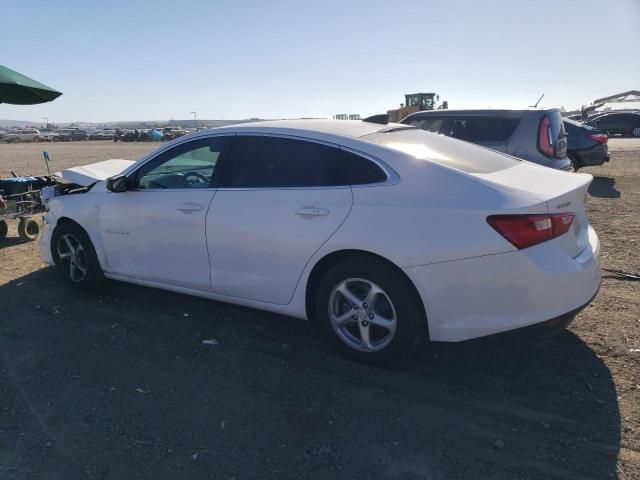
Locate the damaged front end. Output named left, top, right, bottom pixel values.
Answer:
left=42, top=159, right=136, bottom=205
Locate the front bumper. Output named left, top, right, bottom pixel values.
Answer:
left=404, top=226, right=601, bottom=342
left=39, top=214, right=54, bottom=265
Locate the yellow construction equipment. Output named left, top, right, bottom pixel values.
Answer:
left=387, top=93, right=447, bottom=123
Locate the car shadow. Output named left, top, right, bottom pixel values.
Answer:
left=0, top=268, right=621, bottom=480
left=589, top=176, right=621, bottom=198
left=0, top=236, right=28, bottom=249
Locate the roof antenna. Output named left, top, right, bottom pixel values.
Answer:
left=530, top=93, right=544, bottom=108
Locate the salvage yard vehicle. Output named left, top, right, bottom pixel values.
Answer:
left=55, top=128, right=89, bottom=142
left=587, top=112, right=640, bottom=137
left=401, top=109, right=572, bottom=171
left=563, top=119, right=609, bottom=170
left=40, top=120, right=601, bottom=363
left=3, top=128, right=41, bottom=142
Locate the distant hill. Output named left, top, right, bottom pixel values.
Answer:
left=0, top=118, right=268, bottom=129
left=0, top=119, right=42, bottom=128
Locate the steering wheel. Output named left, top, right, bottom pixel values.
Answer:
left=183, top=171, right=209, bottom=186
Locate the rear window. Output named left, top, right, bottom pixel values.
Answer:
left=447, top=117, right=520, bottom=142
left=362, top=129, right=519, bottom=174
left=563, top=118, right=593, bottom=133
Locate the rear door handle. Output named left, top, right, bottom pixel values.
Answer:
left=294, top=207, right=329, bottom=218
left=177, top=202, right=205, bottom=214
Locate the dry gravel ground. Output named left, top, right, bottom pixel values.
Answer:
left=0, top=139, right=638, bottom=480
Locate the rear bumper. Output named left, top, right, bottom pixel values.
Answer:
left=404, top=226, right=601, bottom=342
left=479, top=285, right=599, bottom=341
left=572, top=144, right=608, bottom=166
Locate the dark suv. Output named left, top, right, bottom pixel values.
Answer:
left=400, top=109, right=571, bottom=170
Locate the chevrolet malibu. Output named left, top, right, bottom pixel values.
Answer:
left=40, top=120, right=601, bottom=363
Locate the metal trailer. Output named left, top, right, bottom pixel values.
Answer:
left=0, top=177, right=56, bottom=242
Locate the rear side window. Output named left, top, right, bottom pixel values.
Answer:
left=342, top=150, right=388, bottom=185
left=407, top=117, right=444, bottom=133
left=447, top=117, right=520, bottom=142
left=220, top=136, right=349, bottom=188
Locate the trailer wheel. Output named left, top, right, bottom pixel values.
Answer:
left=0, top=220, right=7, bottom=241
left=18, top=218, right=40, bottom=241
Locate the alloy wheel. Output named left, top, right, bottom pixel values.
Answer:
left=328, top=278, right=397, bottom=352
left=632, top=126, right=640, bottom=137
left=56, top=233, right=88, bottom=282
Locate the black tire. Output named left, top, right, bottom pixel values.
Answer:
left=18, top=218, right=40, bottom=241
left=51, top=221, right=104, bottom=290
left=568, top=154, right=580, bottom=172
left=0, top=220, right=7, bottom=240
left=631, top=126, right=640, bottom=138
left=313, top=256, right=426, bottom=365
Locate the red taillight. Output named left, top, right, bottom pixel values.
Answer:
left=589, top=133, right=608, bottom=144
left=487, top=213, right=575, bottom=249
left=538, top=115, right=554, bottom=157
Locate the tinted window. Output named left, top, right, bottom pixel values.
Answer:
left=447, top=117, right=520, bottom=142
left=136, top=137, right=227, bottom=189
left=342, top=150, right=387, bottom=184
left=407, top=117, right=444, bottom=133
left=221, top=136, right=349, bottom=188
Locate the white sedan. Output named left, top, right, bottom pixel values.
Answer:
left=40, top=120, right=601, bottom=363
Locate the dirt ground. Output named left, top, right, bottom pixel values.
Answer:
left=0, top=140, right=638, bottom=480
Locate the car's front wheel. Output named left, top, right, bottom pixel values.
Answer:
left=314, top=257, right=426, bottom=364
left=51, top=222, right=104, bottom=290
left=631, top=126, right=640, bottom=138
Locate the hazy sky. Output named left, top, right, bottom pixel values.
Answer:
left=2, top=0, right=639, bottom=123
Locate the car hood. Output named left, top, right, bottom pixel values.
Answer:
left=58, top=159, right=135, bottom=186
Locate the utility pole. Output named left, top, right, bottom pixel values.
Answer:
left=191, top=111, right=197, bottom=129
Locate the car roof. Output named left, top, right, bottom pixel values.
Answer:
left=203, top=119, right=391, bottom=140
left=405, top=108, right=558, bottom=117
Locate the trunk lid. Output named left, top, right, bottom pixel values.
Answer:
left=473, top=163, right=592, bottom=257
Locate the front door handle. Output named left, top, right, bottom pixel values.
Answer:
left=177, top=202, right=205, bottom=214
left=294, top=207, right=329, bottom=218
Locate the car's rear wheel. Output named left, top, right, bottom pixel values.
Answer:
left=51, top=222, right=104, bottom=290
left=567, top=154, right=580, bottom=172
left=314, top=257, right=425, bottom=364
left=631, top=126, right=640, bottom=138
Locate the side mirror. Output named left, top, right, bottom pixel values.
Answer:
left=106, top=174, right=128, bottom=193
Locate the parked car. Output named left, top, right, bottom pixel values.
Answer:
left=563, top=119, right=609, bottom=170
left=587, top=112, right=640, bottom=137
left=88, top=130, right=115, bottom=140
left=38, top=131, right=60, bottom=142
left=40, top=120, right=600, bottom=364
left=55, top=129, right=89, bottom=141
left=401, top=109, right=571, bottom=170
left=6, top=128, right=41, bottom=142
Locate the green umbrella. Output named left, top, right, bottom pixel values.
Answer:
left=0, top=65, right=62, bottom=105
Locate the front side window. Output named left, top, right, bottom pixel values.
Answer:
left=136, top=137, right=228, bottom=189
left=220, top=136, right=349, bottom=188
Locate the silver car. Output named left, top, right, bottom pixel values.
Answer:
left=401, top=108, right=571, bottom=170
